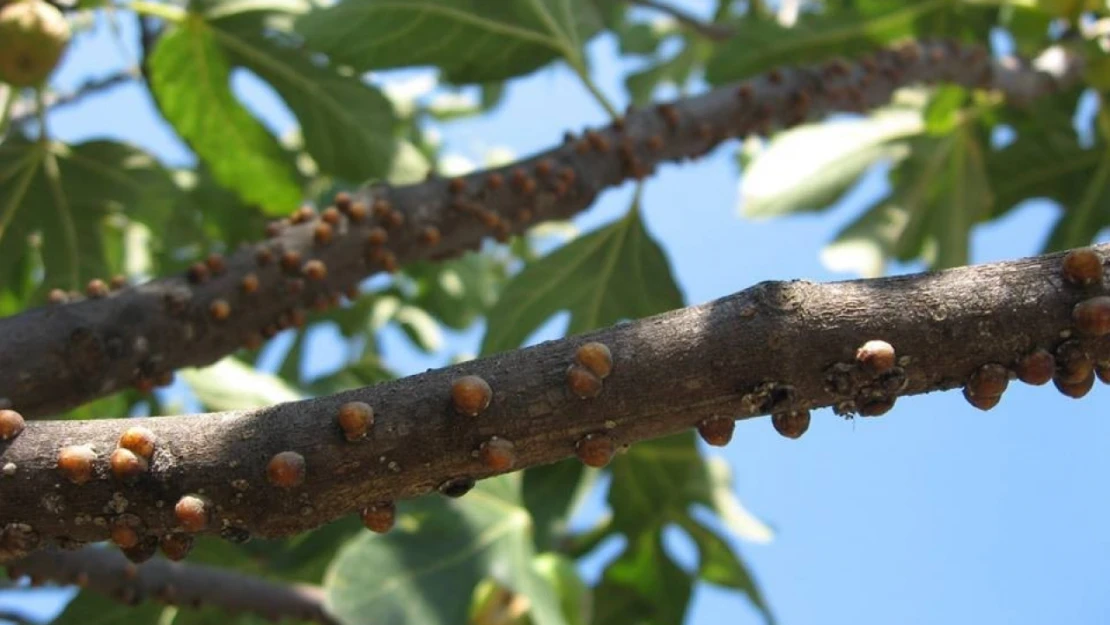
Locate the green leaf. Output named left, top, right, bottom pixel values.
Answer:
left=180, top=356, right=303, bottom=410
left=207, top=7, right=398, bottom=183
left=607, top=432, right=704, bottom=534
left=0, top=137, right=179, bottom=293
left=677, top=516, right=774, bottom=624
left=592, top=530, right=692, bottom=625
left=294, top=0, right=604, bottom=83
left=738, top=107, right=922, bottom=218
left=532, top=552, right=593, bottom=625
left=324, top=474, right=567, bottom=625
left=149, top=15, right=302, bottom=214
left=688, top=457, right=773, bottom=545
left=403, top=251, right=511, bottom=330
left=480, top=207, right=683, bottom=355
left=1045, top=152, right=1110, bottom=251
left=705, top=0, right=948, bottom=84
left=522, top=459, right=598, bottom=550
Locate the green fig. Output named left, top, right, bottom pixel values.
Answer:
left=0, top=0, right=71, bottom=88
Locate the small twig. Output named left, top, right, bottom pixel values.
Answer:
left=8, top=547, right=338, bottom=624
left=8, top=68, right=140, bottom=127
left=629, top=0, right=736, bottom=41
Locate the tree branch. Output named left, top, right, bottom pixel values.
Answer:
left=628, top=0, right=737, bottom=40
left=7, top=546, right=337, bottom=624
left=1, top=242, right=1108, bottom=562
left=7, top=68, right=141, bottom=127
left=0, top=40, right=1082, bottom=420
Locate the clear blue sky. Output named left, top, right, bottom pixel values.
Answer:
left=4, top=2, right=1110, bottom=624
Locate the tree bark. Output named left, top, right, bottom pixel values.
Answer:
left=8, top=546, right=336, bottom=624
left=0, top=39, right=1081, bottom=418
left=1, top=243, right=1107, bottom=562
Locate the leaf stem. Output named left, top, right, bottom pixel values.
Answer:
left=568, top=57, right=620, bottom=119
left=127, top=1, right=186, bottom=22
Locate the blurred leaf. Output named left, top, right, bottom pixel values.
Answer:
left=295, top=0, right=604, bottom=83
left=522, top=459, right=598, bottom=550
left=1045, top=152, right=1110, bottom=251
left=394, top=303, right=444, bottom=353
left=324, top=474, right=567, bottom=625
left=625, top=40, right=707, bottom=105
left=922, top=85, right=968, bottom=135
left=404, top=251, right=511, bottom=330
left=480, top=206, right=683, bottom=355
left=689, top=457, right=773, bottom=545
left=592, top=531, right=692, bottom=625
left=532, top=552, right=593, bottom=625
left=208, top=5, right=398, bottom=182
left=149, top=15, right=302, bottom=214
left=180, top=356, right=303, bottom=410
left=677, top=516, right=773, bottom=623
left=738, top=108, right=921, bottom=218
left=705, top=0, right=947, bottom=83
left=0, top=137, right=178, bottom=294
left=607, top=432, right=703, bottom=534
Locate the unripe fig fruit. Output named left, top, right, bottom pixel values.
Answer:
left=0, top=0, right=71, bottom=88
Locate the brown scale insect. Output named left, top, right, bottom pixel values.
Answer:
left=558, top=167, right=575, bottom=185
left=312, top=294, right=331, bottom=313
left=575, top=433, right=615, bottom=468
left=280, top=250, right=302, bottom=273
left=119, top=426, right=156, bottom=459
left=574, top=139, right=591, bottom=155
left=645, top=135, right=664, bottom=152
left=1073, top=296, right=1110, bottom=337
left=657, top=103, right=680, bottom=129
left=110, top=522, right=140, bottom=550
left=86, top=279, right=109, bottom=298
left=265, top=221, right=284, bottom=238
left=1055, top=339, right=1093, bottom=384
left=294, top=205, right=317, bottom=223
left=372, top=198, right=392, bottom=219
left=772, top=410, right=810, bottom=439
left=767, top=68, right=783, bottom=85
left=448, top=178, right=467, bottom=195
left=963, top=363, right=1010, bottom=411
left=286, top=278, right=305, bottom=295
left=209, top=299, right=231, bottom=321
left=566, top=364, right=603, bottom=399
left=856, top=340, right=896, bottom=374
left=486, top=173, right=504, bottom=190
left=384, top=210, right=405, bottom=229
left=478, top=437, right=516, bottom=471
left=1054, top=371, right=1095, bottom=399
left=493, top=222, right=513, bottom=242
left=451, top=375, right=492, bottom=416
left=134, top=377, right=155, bottom=394
left=697, top=416, right=735, bottom=447
left=289, top=308, right=307, bottom=328
left=260, top=324, right=278, bottom=339
left=48, top=288, right=68, bottom=304
left=155, top=371, right=174, bottom=387
left=337, top=401, right=373, bottom=442
left=857, top=395, right=895, bottom=417
left=314, top=222, right=334, bottom=245
left=303, top=259, right=327, bottom=281
left=108, top=448, right=147, bottom=481
left=535, top=159, right=554, bottom=178
left=321, top=207, right=342, bottom=225
left=255, top=247, right=274, bottom=266
left=267, top=451, right=306, bottom=488
left=159, top=533, right=194, bottom=561
left=348, top=201, right=368, bottom=222
left=205, top=253, right=226, bottom=275
left=366, top=227, right=388, bottom=246
left=333, top=191, right=352, bottom=212
left=612, top=116, right=625, bottom=132
left=361, top=502, right=395, bottom=533
left=241, top=273, right=260, bottom=294
left=575, top=342, right=612, bottom=379
left=174, top=495, right=210, bottom=532
left=243, top=332, right=264, bottom=351
left=419, top=226, right=441, bottom=247
left=109, top=275, right=128, bottom=290
left=585, top=130, right=609, bottom=153
left=0, top=409, right=25, bottom=440
left=57, top=445, right=97, bottom=484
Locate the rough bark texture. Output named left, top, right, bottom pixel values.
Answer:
left=8, top=546, right=335, bottom=624
left=0, top=40, right=1081, bottom=419
left=1, top=243, right=1107, bottom=563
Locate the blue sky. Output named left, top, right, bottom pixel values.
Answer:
left=3, top=1, right=1110, bottom=624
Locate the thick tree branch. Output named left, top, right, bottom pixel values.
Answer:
left=1, top=243, right=1108, bottom=562
left=7, top=546, right=336, bottom=624
left=0, top=40, right=1082, bottom=419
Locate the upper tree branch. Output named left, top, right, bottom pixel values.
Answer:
left=8, top=68, right=141, bottom=127
left=0, top=40, right=1082, bottom=419
left=8, top=546, right=336, bottom=624
left=1, top=243, right=1108, bottom=562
